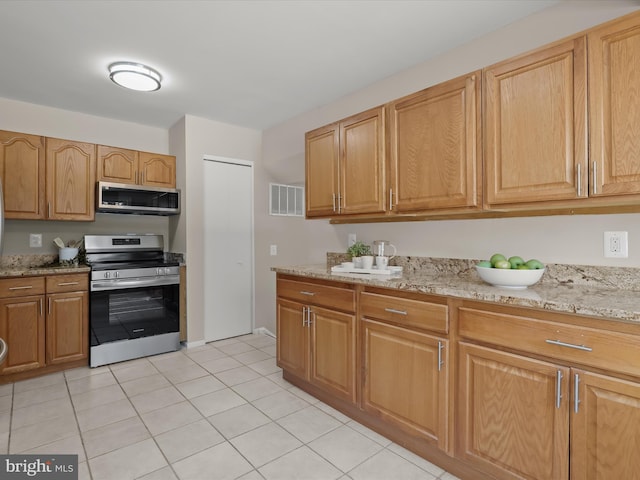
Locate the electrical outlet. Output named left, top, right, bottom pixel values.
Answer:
left=270, top=244, right=277, bottom=256
left=348, top=233, right=357, bottom=247
left=604, top=231, right=628, bottom=258
left=29, top=233, right=42, bottom=248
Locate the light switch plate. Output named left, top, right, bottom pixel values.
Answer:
left=604, top=231, right=628, bottom=258
left=29, top=233, right=43, bottom=248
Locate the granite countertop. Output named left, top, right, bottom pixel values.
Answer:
left=272, top=262, right=640, bottom=324
left=0, top=264, right=91, bottom=277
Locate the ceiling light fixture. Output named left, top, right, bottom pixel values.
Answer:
left=108, top=62, right=162, bottom=92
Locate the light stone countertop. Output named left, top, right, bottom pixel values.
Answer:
left=272, top=263, right=640, bottom=325
left=0, top=265, right=91, bottom=277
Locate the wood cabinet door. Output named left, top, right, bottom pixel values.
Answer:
left=0, top=296, right=45, bottom=375
left=46, top=291, right=88, bottom=365
left=97, top=145, right=138, bottom=184
left=0, top=130, right=46, bottom=219
left=276, top=298, right=308, bottom=379
left=309, top=305, right=356, bottom=403
left=340, top=106, right=386, bottom=215
left=570, top=369, right=640, bottom=480
left=589, top=13, right=640, bottom=197
left=138, top=152, right=176, bottom=188
left=458, top=342, right=569, bottom=480
left=484, top=36, right=587, bottom=206
left=46, top=138, right=96, bottom=220
left=362, top=318, right=449, bottom=451
left=305, top=124, right=339, bottom=217
left=389, top=71, right=481, bottom=212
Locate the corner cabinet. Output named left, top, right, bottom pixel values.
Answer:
left=305, top=106, right=386, bottom=217
left=276, top=275, right=357, bottom=403
left=388, top=71, right=482, bottom=213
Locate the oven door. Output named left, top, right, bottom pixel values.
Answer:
left=90, top=277, right=179, bottom=347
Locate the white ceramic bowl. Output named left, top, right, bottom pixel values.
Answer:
left=475, top=265, right=545, bottom=289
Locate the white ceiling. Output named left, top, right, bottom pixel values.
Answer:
left=0, top=0, right=559, bottom=131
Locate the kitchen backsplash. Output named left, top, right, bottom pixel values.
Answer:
left=327, top=253, right=640, bottom=291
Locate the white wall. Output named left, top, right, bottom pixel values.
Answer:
left=0, top=97, right=171, bottom=254
left=170, top=115, right=261, bottom=343
left=258, top=1, right=640, bottom=334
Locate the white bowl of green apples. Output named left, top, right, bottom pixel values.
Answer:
left=475, top=254, right=545, bottom=289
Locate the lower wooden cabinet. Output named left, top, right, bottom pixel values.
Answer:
left=0, top=295, right=45, bottom=374
left=46, top=291, right=88, bottom=364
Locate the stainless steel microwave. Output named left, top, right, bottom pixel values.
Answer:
left=96, top=181, right=181, bottom=216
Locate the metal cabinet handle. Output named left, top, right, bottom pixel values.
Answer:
left=140, top=172, right=144, bottom=184
left=592, top=161, right=597, bottom=195
left=389, top=188, right=394, bottom=211
left=9, top=285, right=33, bottom=290
left=574, top=373, right=580, bottom=413
left=576, top=163, right=582, bottom=197
left=337, top=193, right=342, bottom=213
left=437, top=341, right=444, bottom=372
left=48, top=298, right=52, bottom=316
left=555, top=370, right=563, bottom=409
left=545, top=339, right=592, bottom=352
left=57, top=282, right=79, bottom=286
left=332, top=193, right=336, bottom=212
left=39, top=298, right=43, bottom=317
left=300, top=291, right=316, bottom=296
left=384, top=308, right=407, bottom=316
left=309, top=309, right=315, bottom=326
left=48, top=202, right=51, bottom=219
left=302, top=306, right=307, bottom=326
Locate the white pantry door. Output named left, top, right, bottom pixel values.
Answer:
left=203, top=156, right=254, bottom=342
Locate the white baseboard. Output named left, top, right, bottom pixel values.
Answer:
left=182, top=339, right=206, bottom=349
left=253, top=327, right=276, bottom=338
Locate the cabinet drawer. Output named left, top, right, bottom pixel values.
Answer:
left=360, top=292, right=448, bottom=334
left=459, top=306, right=640, bottom=378
left=46, top=274, right=88, bottom=293
left=0, top=277, right=45, bottom=298
left=277, top=279, right=355, bottom=312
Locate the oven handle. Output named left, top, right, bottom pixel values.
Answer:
left=91, top=275, right=180, bottom=292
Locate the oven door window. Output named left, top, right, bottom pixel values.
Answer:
left=90, top=284, right=179, bottom=345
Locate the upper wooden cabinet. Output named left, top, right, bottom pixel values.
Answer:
left=97, top=146, right=176, bottom=188
left=588, top=13, right=640, bottom=197
left=389, top=71, right=482, bottom=212
left=484, top=36, right=588, bottom=207
left=306, top=106, right=386, bottom=217
left=46, top=138, right=96, bottom=221
left=0, top=130, right=46, bottom=219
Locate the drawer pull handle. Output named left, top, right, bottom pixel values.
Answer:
left=437, top=341, right=444, bottom=372
left=57, top=282, right=79, bottom=286
left=300, top=291, right=316, bottom=296
left=9, top=285, right=33, bottom=290
left=384, top=308, right=407, bottom=316
left=574, top=373, right=581, bottom=413
left=545, top=339, right=592, bottom=352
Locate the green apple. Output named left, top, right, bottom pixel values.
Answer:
left=477, top=260, right=492, bottom=268
left=490, top=253, right=506, bottom=267
left=494, top=259, right=512, bottom=269
left=508, top=256, right=525, bottom=269
left=525, top=259, right=544, bottom=269
left=517, top=264, right=531, bottom=270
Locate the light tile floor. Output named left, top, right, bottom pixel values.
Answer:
left=0, top=333, right=460, bottom=480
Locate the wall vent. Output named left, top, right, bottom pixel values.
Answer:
left=269, top=183, right=304, bottom=217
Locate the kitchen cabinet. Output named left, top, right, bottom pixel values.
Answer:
left=0, top=273, right=88, bottom=382
left=388, top=71, right=482, bottom=213
left=97, top=147, right=176, bottom=188
left=276, top=275, right=357, bottom=403
left=457, top=302, right=640, bottom=480
left=46, top=137, right=96, bottom=221
left=484, top=36, right=588, bottom=207
left=0, top=130, right=46, bottom=219
left=588, top=12, right=640, bottom=198
left=138, top=152, right=176, bottom=188
left=305, top=106, right=386, bottom=217
left=360, top=289, right=450, bottom=452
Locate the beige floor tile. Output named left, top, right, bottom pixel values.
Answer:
left=0, top=432, right=8, bottom=454
left=76, top=398, right=137, bottom=432
left=265, top=372, right=295, bottom=389
left=215, top=366, right=261, bottom=386
left=277, top=406, right=342, bottom=443
left=252, top=390, right=310, bottom=420
left=199, top=356, right=243, bottom=374
left=137, top=466, right=178, bottom=480
left=81, top=416, right=150, bottom=459
left=315, top=402, right=352, bottom=424
left=209, top=338, right=241, bottom=348
left=140, top=401, right=202, bottom=436
left=259, top=446, right=342, bottom=480
left=232, top=349, right=271, bottom=365
left=0, top=384, right=13, bottom=397
left=149, top=354, right=196, bottom=373
left=22, top=433, right=86, bottom=463
left=109, top=356, right=151, bottom=371
left=130, top=385, right=184, bottom=414
left=71, top=383, right=126, bottom=412
left=189, top=388, right=247, bottom=417
left=64, top=365, right=110, bottom=381
left=172, top=441, right=253, bottom=480
left=348, top=449, right=436, bottom=480
left=247, top=358, right=282, bottom=376
left=12, top=395, right=74, bottom=429
left=440, top=472, right=462, bottom=480
left=120, top=373, right=171, bottom=397
left=67, top=371, right=117, bottom=395
left=12, top=382, right=68, bottom=409
left=174, top=375, right=226, bottom=399
left=161, top=363, right=209, bottom=384
left=0, top=396, right=11, bottom=414
left=88, top=438, right=167, bottom=480
left=289, top=385, right=321, bottom=404
left=243, top=336, right=276, bottom=349
left=207, top=403, right=271, bottom=439
left=154, top=418, right=224, bottom=463
left=0, top=412, right=10, bottom=434
left=217, top=342, right=256, bottom=356
left=9, top=412, right=78, bottom=453
left=13, top=372, right=65, bottom=393
left=111, top=361, right=159, bottom=383
left=232, top=377, right=283, bottom=402
left=346, top=420, right=393, bottom=447
left=184, top=347, right=228, bottom=364
left=230, top=422, right=302, bottom=468
left=236, top=470, right=264, bottom=480
left=308, top=425, right=383, bottom=472
left=259, top=344, right=277, bottom=357
left=388, top=443, right=446, bottom=477
left=77, top=461, right=91, bottom=480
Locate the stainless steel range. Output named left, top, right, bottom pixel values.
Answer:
left=85, top=234, right=180, bottom=367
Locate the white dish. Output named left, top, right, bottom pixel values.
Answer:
left=475, top=265, right=545, bottom=289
